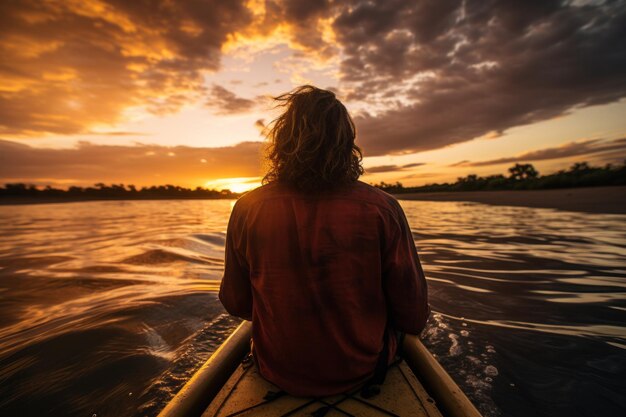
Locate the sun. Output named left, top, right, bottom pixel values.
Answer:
left=205, top=177, right=261, bottom=193
left=227, top=181, right=259, bottom=193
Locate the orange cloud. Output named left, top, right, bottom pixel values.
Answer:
left=450, top=138, right=626, bottom=167
left=205, top=85, right=260, bottom=115
left=0, top=0, right=253, bottom=136
left=0, top=139, right=263, bottom=188
left=1, top=0, right=624, bottom=166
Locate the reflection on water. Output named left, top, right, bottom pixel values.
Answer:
left=403, top=201, right=626, bottom=417
left=0, top=200, right=624, bottom=416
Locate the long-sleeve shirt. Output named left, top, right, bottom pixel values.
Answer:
left=219, top=180, right=430, bottom=396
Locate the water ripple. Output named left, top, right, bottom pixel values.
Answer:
left=0, top=199, right=624, bottom=417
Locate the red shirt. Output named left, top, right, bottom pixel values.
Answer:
left=219, top=181, right=430, bottom=396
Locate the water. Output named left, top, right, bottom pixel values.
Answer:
left=0, top=200, right=624, bottom=417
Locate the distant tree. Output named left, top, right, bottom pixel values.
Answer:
left=569, top=162, right=591, bottom=173
left=484, top=174, right=508, bottom=189
left=457, top=174, right=478, bottom=183
left=371, top=181, right=404, bottom=193
left=508, top=163, right=538, bottom=180
left=3, top=159, right=621, bottom=201
left=5, top=183, right=27, bottom=191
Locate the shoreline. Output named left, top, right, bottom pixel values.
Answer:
left=394, top=185, right=626, bottom=214
left=0, top=197, right=238, bottom=206
left=1, top=186, right=624, bottom=214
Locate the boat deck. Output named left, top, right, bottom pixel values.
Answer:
left=203, top=356, right=444, bottom=417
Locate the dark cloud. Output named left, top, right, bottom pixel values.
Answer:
left=0, top=139, right=262, bottom=186
left=1, top=0, right=625, bottom=162
left=254, top=118, right=267, bottom=135
left=330, top=0, right=626, bottom=155
left=255, top=119, right=266, bottom=128
left=449, top=160, right=470, bottom=167
left=364, top=162, right=425, bottom=174
left=261, top=0, right=336, bottom=57
left=0, top=0, right=252, bottom=135
left=402, top=162, right=426, bottom=169
left=591, top=149, right=626, bottom=165
left=451, top=138, right=626, bottom=167
left=206, top=85, right=258, bottom=115
left=364, top=165, right=399, bottom=174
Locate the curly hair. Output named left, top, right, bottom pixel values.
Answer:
left=263, top=85, right=364, bottom=192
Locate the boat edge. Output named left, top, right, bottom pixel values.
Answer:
left=403, top=334, right=483, bottom=417
left=156, top=321, right=252, bottom=417
left=157, top=322, right=484, bottom=417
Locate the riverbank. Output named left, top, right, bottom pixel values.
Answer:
left=394, top=185, right=626, bottom=214
left=0, top=196, right=238, bottom=205
left=2, top=186, right=625, bottom=214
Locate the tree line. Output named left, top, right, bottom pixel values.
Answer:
left=2, top=160, right=625, bottom=201
left=0, top=183, right=241, bottom=200
left=372, top=161, right=626, bottom=193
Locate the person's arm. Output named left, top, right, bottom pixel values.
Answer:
left=219, top=202, right=252, bottom=320
left=382, top=201, right=430, bottom=335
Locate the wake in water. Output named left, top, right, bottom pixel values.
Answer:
left=0, top=199, right=624, bottom=416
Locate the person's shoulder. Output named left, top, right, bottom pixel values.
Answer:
left=236, top=181, right=401, bottom=213
left=233, top=182, right=282, bottom=208
left=350, top=181, right=402, bottom=211
left=349, top=182, right=409, bottom=232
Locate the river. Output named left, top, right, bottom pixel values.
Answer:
left=0, top=199, right=624, bottom=416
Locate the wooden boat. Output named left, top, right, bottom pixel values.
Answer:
left=157, top=321, right=482, bottom=417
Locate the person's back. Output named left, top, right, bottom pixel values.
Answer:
left=219, top=85, right=430, bottom=396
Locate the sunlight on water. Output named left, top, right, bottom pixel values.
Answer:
left=0, top=199, right=624, bottom=417
left=400, top=200, right=626, bottom=417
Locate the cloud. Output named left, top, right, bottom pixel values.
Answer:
left=399, top=172, right=443, bottom=179
left=222, top=0, right=626, bottom=156
left=238, top=0, right=337, bottom=59
left=1, top=0, right=625, bottom=162
left=330, top=0, right=626, bottom=155
left=402, top=162, right=426, bottom=169
left=0, top=0, right=252, bottom=135
left=449, top=160, right=470, bottom=167
left=364, top=162, right=425, bottom=174
left=451, top=138, right=626, bottom=167
left=205, top=85, right=258, bottom=115
left=0, top=139, right=263, bottom=187
left=86, top=131, right=150, bottom=137
left=254, top=118, right=267, bottom=135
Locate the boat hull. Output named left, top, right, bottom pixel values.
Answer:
left=158, top=321, right=482, bottom=417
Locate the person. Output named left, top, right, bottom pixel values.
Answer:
left=219, top=85, right=430, bottom=397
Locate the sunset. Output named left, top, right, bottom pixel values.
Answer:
left=1, top=0, right=625, bottom=189
left=1, top=1, right=625, bottom=417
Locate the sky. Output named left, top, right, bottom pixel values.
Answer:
left=1, top=0, right=625, bottom=192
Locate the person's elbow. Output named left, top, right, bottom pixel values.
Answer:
left=393, top=303, right=431, bottom=336
left=218, top=289, right=252, bottom=321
